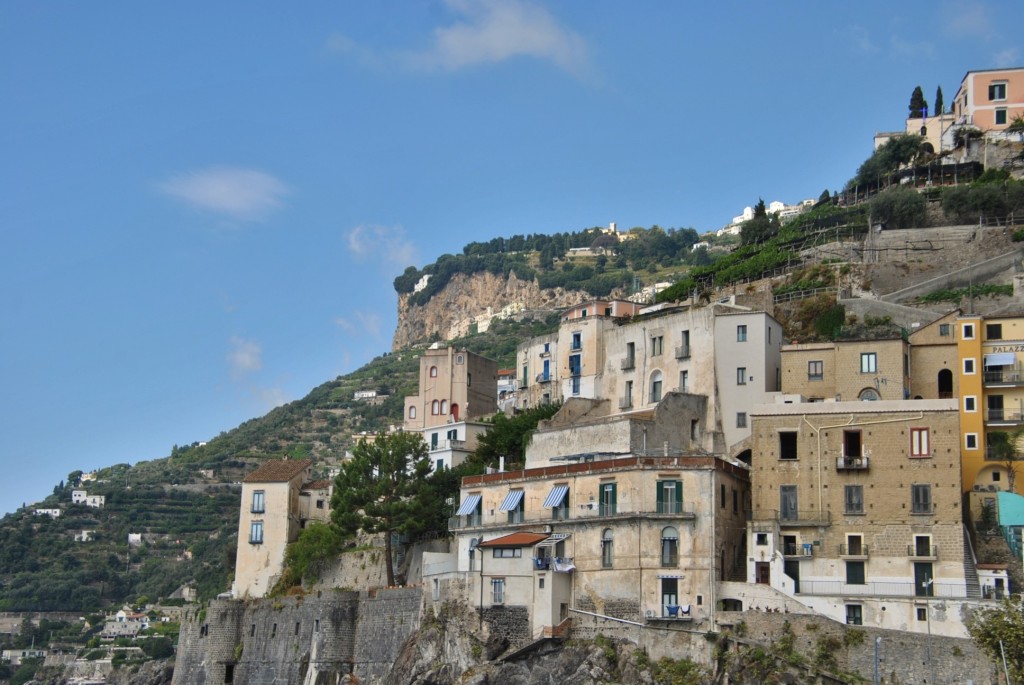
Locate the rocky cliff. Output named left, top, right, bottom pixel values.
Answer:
left=392, top=270, right=596, bottom=351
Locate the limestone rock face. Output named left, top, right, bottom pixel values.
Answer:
left=392, top=271, right=592, bottom=351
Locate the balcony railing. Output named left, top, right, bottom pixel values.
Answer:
left=535, top=373, right=551, bottom=383
left=621, top=358, right=635, bottom=370
left=907, top=544, right=938, bottom=560
left=449, top=503, right=696, bottom=531
left=836, top=456, right=869, bottom=471
left=675, top=345, right=690, bottom=360
left=774, top=509, right=831, bottom=527
left=793, top=579, right=965, bottom=598
left=910, top=502, right=935, bottom=515
left=783, top=543, right=814, bottom=557
left=429, top=439, right=466, bottom=453
left=986, top=409, right=1024, bottom=423
left=656, top=501, right=685, bottom=514
left=619, top=396, right=633, bottom=410
left=839, top=544, right=869, bottom=558
left=984, top=369, right=1024, bottom=385
left=982, top=586, right=1007, bottom=600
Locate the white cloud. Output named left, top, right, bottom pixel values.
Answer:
left=227, top=336, right=263, bottom=379
left=407, top=0, right=589, bottom=75
left=335, top=311, right=383, bottom=339
left=889, top=35, right=935, bottom=59
left=252, top=385, right=290, bottom=410
left=941, top=1, right=994, bottom=40
left=993, top=47, right=1020, bottom=67
left=346, top=224, right=418, bottom=268
left=159, top=166, right=289, bottom=222
left=848, top=26, right=879, bottom=53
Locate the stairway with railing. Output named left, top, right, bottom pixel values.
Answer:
left=962, top=524, right=981, bottom=600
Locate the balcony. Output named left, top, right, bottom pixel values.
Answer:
left=983, top=369, right=1024, bottom=386
left=621, top=357, right=635, bottom=371
left=982, top=586, right=1007, bottom=600
left=907, top=544, right=938, bottom=560
left=910, top=503, right=935, bottom=516
left=783, top=542, right=814, bottom=557
left=835, top=456, right=869, bottom=471
left=986, top=409, right=1024, bottom=424
left=535, top=373, right=551, bottom=384
left=429, top=439, right=466, bottom=453
left=448, top=503, right=696, bottom=532
left=839, top=544, right=869, bottom=560
left=793, top=579, right=965, bottom=598
left=775, top=509, right=831, bottom=527
left=675, top=345, right=690, bottom=360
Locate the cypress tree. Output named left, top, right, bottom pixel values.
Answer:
left=908, top=86, right=927, bottom=119
left=934, top=86, right=944, bottom=116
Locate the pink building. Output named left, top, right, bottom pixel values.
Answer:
left=953, top=67, right=1024, bottom=131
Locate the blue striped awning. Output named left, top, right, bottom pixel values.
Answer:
left=498, top=489, right=525, bottom=511
left=543, top=484, right=569, bottom=508
left=455, top=494, right=482, bottom=516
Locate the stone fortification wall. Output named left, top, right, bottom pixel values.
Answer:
left=172, top=588, right=422, bottom=685
left=480, top=605, right=530, bottom=647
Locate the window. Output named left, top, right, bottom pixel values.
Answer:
left=996, top=108, right=1007, bottom=125
left=779, top=485, right=798, bottom=521
left=492, top=547, right=522, bottom=558
left=737, top=367, right=747, bottom=385
left=736, top=412, right=747, bottom=428
left=964, top=358, right=976, bottom=374
left=755, top=533, right=768, bottom=546
left=965, top=396, right=977, bottom=412
left=808, top=360, right=823, bottom=380
left=846, top=561, right=865, bottom=585
left=571, top=332, right=582, bottom=350
left=737, top=325, right=747, bottom=342
left=990, top=82, right=1007, bottom=100
left=571, top=376, right=581, bottom=395
left=408, top=406, right=417, bottom=419
left=963, top=323, right=975, bottom=339
left=691, top=419, right=699, bottom=442
left=910, top=428, right=930, bottom=457
left=431, top=400, right=439, bottom=415
left=316, top=499, right=325, bottom=509
left=650, top=371, right=663, bottom=403
left=917, top=607, right=927, bottom=621
left=623, top=380, right=633, bottom=407
left=846, top=605, right=863, bottom=626
left=624, top=342, right=635, bottom=368
left=251, top=490, right=265, bottom=513
left=966, top=433, right=979, bottom=450
left=601, top=529, right=614, bottom=568
left=657, top=480, right=682, bottom=514
left=661, top=526, right=679, bottom=567
left=651, top=335, right=664, bottom=356
left=843, top=430, right=862, bottom=459
left=779, top=431, right=798, bottom=460
left=569, top=354, right=581, bottom=377
left=939, top=323, right=950, bottom=337
left=436, top=459, right=444, bottom=472
left=844, top=485, right=864, bottom=514
left=987, top=323, right=1003, bottom=340
left=538, top=577, right=545, bottom=589
left=581, top=308, right=587, bottom=317
left=429, top=366, right=438, bottom=377
left=600, top=482, right=617, bottom=516
left=491, top=578, right=505, bottom=604
left=860, top=353, right=877, bottom=374
left=522, top=364, right=528, bottom=387
left=679, top=330, right=691, bottom=358
left=440, top=399, right=448, bottom=414
left=679, top=370, right=689, bottom=393
left=249, top=521, right=264, bottom=544
left=911, top=484, right=932, bottom=514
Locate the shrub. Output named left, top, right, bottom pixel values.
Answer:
left=870, top=186, right=927, bottom=229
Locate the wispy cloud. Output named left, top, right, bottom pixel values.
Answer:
left=227, top=336, right=263, bottom=379
left=410, top=0, right=589, bottom=75
left=993, top=47, right=1020, bottom=67
left=940, top=1, right=994, bottom=41
left=346, top=224, right=418, bottom=268
left=159, top=166, right=289, bottom=222
left=848, top=25, right=880, bottom=54
left=335, top=311, right=383, bottom=339
left=252, top=386, right=289, bottom=410
left=889, top=35, right=935, bottom=59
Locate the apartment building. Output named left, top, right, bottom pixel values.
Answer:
left=956, top=312, right=1024, bottom=509
left=232, top=459, right=314, bottom=599
left=747, top=399, right=976, bottom=636
left=952, top=67, right=1024, bottom=132
left=517, top=301, right=782, bottom=460
left=434, top=394, right=749, bottom=640
left=404, top=346, right=498, bottom=470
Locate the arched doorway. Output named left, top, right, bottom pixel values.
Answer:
left=938, top=369, right=953, bottom=399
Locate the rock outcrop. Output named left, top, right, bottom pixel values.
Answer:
left=392, top=271, right=594, bottom=351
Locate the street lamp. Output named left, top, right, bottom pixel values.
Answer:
left=923, top=576, right=934, bottom=684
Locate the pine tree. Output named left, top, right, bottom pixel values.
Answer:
left=908, top=86, right=928, bottom=119
left=330, top=430, right=432, bottom=586
left=934, top=86, right=944, bottom=116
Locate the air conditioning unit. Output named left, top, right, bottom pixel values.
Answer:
left=987, top=485, right=997, bottom=492
left=543, top=524, right=553, bottom=534
left=445, top=497, right=453, bottom=505
left=974, top=485, right=984, bottom=492
left=469, top=538, right=480, bottom=550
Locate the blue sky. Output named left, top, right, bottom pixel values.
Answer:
left=1, top=1, right=1019, bottom=515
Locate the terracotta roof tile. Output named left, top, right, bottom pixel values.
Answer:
left=476, top=532, right=550, bottom=548
left=243, top=459, right=313, bottom=483
left=302, top=479, right=331, bottom=490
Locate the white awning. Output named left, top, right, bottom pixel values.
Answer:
left=985, top=353, right=1016, bottom=367
left=498, top=489, right=525, bottom=512
left=455, top=494, right=482, bottom=516
left=542, top=484, right=569, bottom=508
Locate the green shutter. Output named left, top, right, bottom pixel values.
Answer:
left=674, top=480, right=683, bottom=511
left=656, top=482, right=665, bottom=511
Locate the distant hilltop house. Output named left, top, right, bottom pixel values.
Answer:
left=33, top=508, right=61, bottom=519
left=875, top=66, right=1024, bottom=154
left=721, top=199, right=815, bottom=233
left=71, top=489, right=105, bottom=508
left=101, top=607, right=149, bottom=640
left=74, top=530, right=95, bottom=542
left=353, top=389, right=389, bottom=406
left=1, top=649, right=46, bottom=666
left=232, top=459, right=332, bottom=599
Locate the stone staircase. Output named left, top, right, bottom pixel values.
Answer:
left=963, top=524, right=981, bottom=599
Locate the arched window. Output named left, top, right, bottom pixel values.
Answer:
left=937, top=369, right=953, bottom=399
left=661, top=526, right=679, bottom=567
left=408, top=406, right=416, bottom=419
left=441, top=399, right=448, bottom=414
left=430, top=366, right=438, bottom=378
left=649, top=370, right=663, bottom=404
left=859, top=388, right=880, bottom=401
left=431, top=400, right=440, bottom=415
left=451, top=403, right=460, bottom=422
left=601, top=529, right=614, bottom=568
